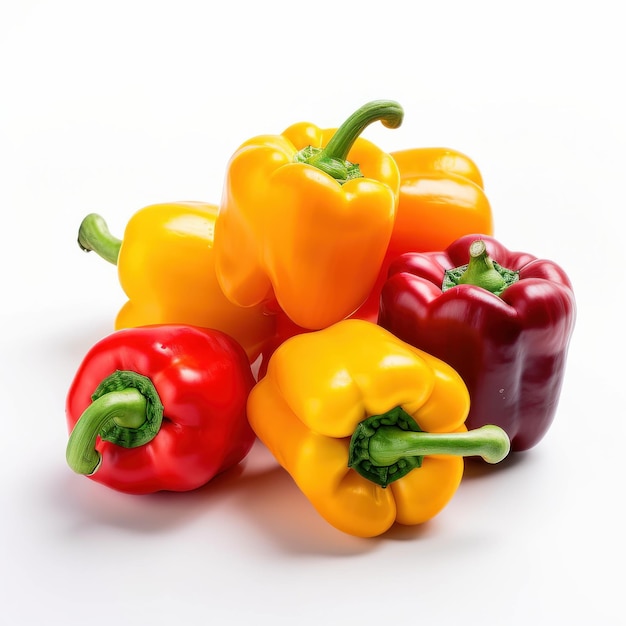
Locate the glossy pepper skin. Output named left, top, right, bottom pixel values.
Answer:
left=378, top=234, right=576, bottom=451
left=387, top=147, right=493, bottom=257
left=213, top=100, right=403, bottom=330
left=247, top=319, right=510, bottom=538
left=77, top=202, right=275, bottom=363
left=65, top=324, right=256, bottom=494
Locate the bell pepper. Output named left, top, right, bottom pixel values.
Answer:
left=213, top=100, right=403, bottom=330
left=77, top=202, right=275, bottom=363
left=65, top=324, right=256, bottom=494
left=387, top=147, right=494, bottom=257
left=378, top=234, right=576, bottom=451
left=247, top=319, right=510, bottom=538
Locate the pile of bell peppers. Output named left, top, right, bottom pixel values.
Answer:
left=66, top=99, right=576, bottom=538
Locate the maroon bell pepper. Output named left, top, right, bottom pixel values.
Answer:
left=378, top=234, right=576, bottom=451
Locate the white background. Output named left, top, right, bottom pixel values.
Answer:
left=1, top=1, right=624, bottom=624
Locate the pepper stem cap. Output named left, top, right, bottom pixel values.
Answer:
left=442, top=239, right=519, bottom=296
left=66, top=370, right=164, bottom=476
left=78, top=213, right=122, bottom=265
left=349, top=407, right=510, bottom=487
left=294, top=99, right=403, bottom=183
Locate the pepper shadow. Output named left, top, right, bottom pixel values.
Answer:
left=228, top=442, right=379, bottom=557
left=48, top=458, right=254, bottom=536
left=380, top=517, right=444, bottom=542
left=461, top=449, right=529, bottom=480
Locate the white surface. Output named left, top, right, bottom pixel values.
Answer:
left=1, top=1, right=624, bottom=624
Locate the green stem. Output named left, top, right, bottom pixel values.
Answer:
left=66, top=389, right=148, bottom=475
left=457, top=240, right=508, bottom=294
left=348, top=407, right=510, bottom=487
left=66, top=370, right=164, bottom=476
left=321, top=100, right=403, bottom=162
left=78, top=213, right=122, bottom=265
left=442, top=239, right=519, bottom=296
left=369, top=425, right=511, bottom=466
left=294, top=100, right=403, bottom=183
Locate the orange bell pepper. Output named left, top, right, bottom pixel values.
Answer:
left=387, top=147, right=494, bottom=257
left=213, top=100, right=403, bottom=330
left=77, top=202, right=275, bottom=363
left=247, top=319, right=510, bottom=537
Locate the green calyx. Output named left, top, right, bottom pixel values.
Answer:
left=348, top=407, right=423, bottom=488
left=348, top=406, right=511, bottom=488
left=93, top=370, right=164, bottom=447
left=294, top=145, right=362, bottom=183
left=77, top=213, right=122, bottom=265
left=294, top=99, right=404, bottom=184
left=66, top=370, right=164, bottom=476
left=443, top=239, right=519, bottom=296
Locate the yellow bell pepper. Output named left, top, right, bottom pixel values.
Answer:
left=77, top=201, right=275, bottom=363
left=247, top=319, right=510, bottom=538
left=213, top=100, right=403, bottom=330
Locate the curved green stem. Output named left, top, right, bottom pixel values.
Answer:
left=348, top=407, right=510, bottom=487
left=66, top=370, right=164, bottom=476
left=66, top=389, right=148, bottom=475
left=78, top=213, right=122, bottom=265
left=369, top=424, right=511, bottom=466
left=321, top=100, right=403, bottom=162
left=294, top=100, right=403, bottom=183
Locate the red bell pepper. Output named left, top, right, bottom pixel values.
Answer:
left=65, top=324, right=256, bottom=494
left=378, top=234, right=576, bottom=451
left=257, top=292, right=380, bottom=379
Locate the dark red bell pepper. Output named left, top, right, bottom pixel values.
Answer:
left=378, top=234, right=576, bottom=451
left=65, top=324, right=256, bottom=494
